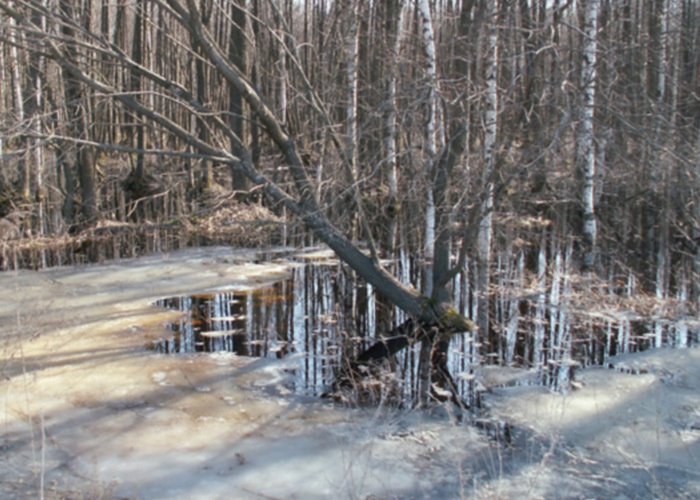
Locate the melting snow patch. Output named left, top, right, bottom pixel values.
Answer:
left=151, top=371, right=170, bottom=385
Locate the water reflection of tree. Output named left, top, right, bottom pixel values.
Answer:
left=4, top=0, right=698, bottom=408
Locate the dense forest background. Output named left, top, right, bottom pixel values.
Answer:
left=1, top=0, right=699, bottom=392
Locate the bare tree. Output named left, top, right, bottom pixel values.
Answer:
left=2, top=0, right=473, bottom=342
left=381, top=0, right=404, bottom=253
left=59, top=0, right=98, bottom=223
left=3, top=0, right=699, bottom=397
left=229, top=0, right=248, bottom=194
left=576, top=0, right=599, bottom=272
left=476, top=0, right=499, bottom=345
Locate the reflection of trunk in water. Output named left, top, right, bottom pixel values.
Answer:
left=153, top=260, right=478, bottom=404
left=154, top=262, right=376, bottom=397
left=154, top=254, right=698, bottom=404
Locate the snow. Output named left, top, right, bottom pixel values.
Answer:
left=1, top=247, right=698, bottom=498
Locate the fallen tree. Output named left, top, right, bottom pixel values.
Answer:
left=1, top=0, right=475, bottom=404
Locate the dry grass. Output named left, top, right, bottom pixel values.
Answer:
left=188, top=203, right=285, bottom=247
left=0, top=202, right=286, bottom=271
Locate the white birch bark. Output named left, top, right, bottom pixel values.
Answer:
left=415, top=0, right=441, bottom=404
left=417, top=0, right=440, bottom=299
left=657, top=0, right=668, bottom=103
left=534, top=243, right=546, bottom=369
left=385, top=2, right=403, bottom=199
left=693, top=129, right=700, bottom=312
left=416, top=0, right=443, bottom=157
left=650, top=1, right=670, bottom=316
left=0, top=41, right=4, bottom=159
left=656, top=0, right=670, bottom=302
left=7, top=0, right=28, bottom=201
left=505, top=252, right=523, bottom=365
left=7, top=2, right=25, bottom=128
left=345, top=0, right=360, bottom=183
left=477, top=0, right=499, bottom=341
left=384, top=0, right=404, bottom=253
left=556, top=245, right=573, bottom=391
left=576, top=0, right=599, bottom=272
left=336, top=0, right=365, bottom=244
left=32, top=1, right=47, bottom=239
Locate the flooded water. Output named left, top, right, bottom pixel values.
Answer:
left=153, top=249, right=699, bottom=404
left=154, top=259, right=382, bottom=397
left=153, top=256, right=473, bottom=403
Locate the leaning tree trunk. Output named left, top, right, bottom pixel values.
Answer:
left=169, top=0, right=473, bottom=332
left=0, top=0, right=475, bottom=402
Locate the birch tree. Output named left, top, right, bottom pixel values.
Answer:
left=381, top=0, right=404, bottom=253
left=576, top=0, right=599, bottom=272
left=6, top=1, right=27, bottom=202
left=345, top=0, right=360, bottom=185
left=476, top=0, right=499, bottom=342
left=0, top=0, right=473, bottom=373
left=342, top=0, right=361, bottom=241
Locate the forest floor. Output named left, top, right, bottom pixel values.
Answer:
left=1, top=247, right=698, bottom=499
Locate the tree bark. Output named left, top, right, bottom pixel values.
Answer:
left=576, top=0, right=599, bottom=272
left=417, top=0, right=441, bottom=299
left=7, top=1, right=30, bottom=203
left=131, top=0, right=145, bottom=179
left=0, top=0, right=474, bottom=398
left=60, top=0, right=98, bottom=223
left=382, top=0, right=404, bottom=254
left=229, top=0, right=248, bottom=194
left=477, top=0, right=499, bottom=350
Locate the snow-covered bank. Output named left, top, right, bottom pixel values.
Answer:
left=1, top=248, right=698, bottom=498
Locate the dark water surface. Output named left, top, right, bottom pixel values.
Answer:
left=153, top=248, right=698, bottom=402
left=154, top=259, right=398, bottom=397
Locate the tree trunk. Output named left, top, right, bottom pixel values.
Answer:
left=1, top=0, right=474, bottom=400
left=7, top=1, right=29, bottom=203
left=60, top=0, right=98, bottom=223
left=693, top=129, right=700, bottom=311
left=477, top=0, right=499, bottom=351
left=382, top=0, right=404, bottom=254
left=131, top=0, right=145, bottom=179
left=576, top=0, right=599, bottom=273
left=416, top=0, right=446, bottom=404
left=26, top=3, right=47, bottom=239
left=417, top=0, right=441, bottom=299
left=345, top=0, right=360, bottom=181
left=229, top=0, right=248, bottom=195
left=194, top=0, right=213, bottom=191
